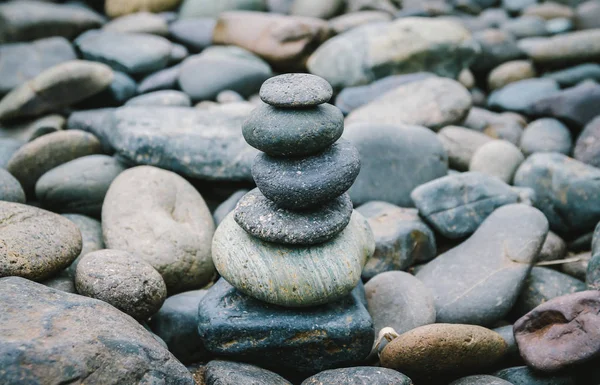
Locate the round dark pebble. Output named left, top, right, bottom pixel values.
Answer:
left=234, top=189, right=353, bottom=245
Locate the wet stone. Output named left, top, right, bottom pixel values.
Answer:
left=234, top=189, right=353, bottom=245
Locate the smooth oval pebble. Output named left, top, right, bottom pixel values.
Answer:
left=514, top=290, right=600, bottom=372
left=234, top=189, right=353, bottom=245
left=380, top=323, right=507, bottom=384
left=301, top=367, right=412, bottom=385
left=75, top=249, right=167, bottom=321
left=242, top=102, right=344, bottom=156
left=469, top=140, right=525, bottom=183
left=252, top=139, right=360, bottom=209
left=212, top=211, right=375, bottom=307
left=259, top=73, right=333, bottom=107
left=0, top=168, right=25, bottom=203
left=0, top=202, right=82, bottom=281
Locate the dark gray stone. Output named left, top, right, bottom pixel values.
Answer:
left=0, top=277, right=194, bottom=385
left=520, top=118, right=572, bottom=156
left=259, top=73, right=332, bottom=108
left=514, top=290, right=600, bottom=372
left=0, top=37, right=77, bottom=96
left=0, top=202, right=82, bottom=281
left=62, top=214, right=104, bottom=273
left=471, top=29, right=524, bottom=73
left=411, top=172, right=520, bottom=239
left=334, top=73, right=435, bottom=115
left=125, top=90, right=191, bottom=107
left=204, top=360, right=292, bottom=385
left=137, top=64, right=181, bottom=94
left=169, top=18, right=215, bottom=52
left=356, top=201, right=436, bottom=278
left=344, top=123, right=448, bottom=207
left=526, top=81, right=600, bottom=128
left=488, top=78, right=560, bottom=113
left=148, top=289, right=209, bottom=364
left=35, top=154, right=125, bottom=216
left=213, top=189, right=248, bottom=226
left=302, top=367, right=412, bottom=385
left=561, top=251, right=590, bottom=281
left=574, top=116, right=600, bottom=168
left=587, top=251, right=600, bottom=290
left=178, top=47, right=272, bottom=101
left=75, top=249, right=167, bottom=321
left=252, top=139, right=360, bottom=209
left=0, top=60, right=114, bottom=122
left=492, top=325, right=519, bottom=361
left=417, top=204, right=549, bottom=326
left=450, top=375, right=513, bottom=385
left=197, top=278, right=374, bottom=375
left=0, top=168, right=25, bottom=203
left=234, top=189, right=353, bottom=245
left=6, top=130, right=103, bottom=197
left=512, top=267, right=586, bottom=318
left=538, top=231, right=567, bottom=262
left=242, top=102, right=343, bottom=156
left=0, top=1, right=104, bottom=43
left=514, top=153, right=600, bottom=235
left=0, top=138, right=22, bottom=168
left=107, top=104, right=258, bottom=181
left=365, top=271, right=436, bottom=336
left=494, top=365, right=577, bottom=385
left=543, top=63, right=600, bottom=88
left=41, top=268, right=76, bottom=294
left=76, top=71, right=137, bottom=109
left=75, top=30, right=173, bottom=75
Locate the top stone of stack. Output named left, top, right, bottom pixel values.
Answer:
left=259, top=73, right=333, bottom=107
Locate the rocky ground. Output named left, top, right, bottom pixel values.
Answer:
left=1, top=0, right=600, bottom=384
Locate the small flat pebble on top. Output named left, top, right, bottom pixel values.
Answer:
left=259, top=73, right=333, bottom=107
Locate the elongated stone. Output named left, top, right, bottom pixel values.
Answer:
left=212, top=211, right=375, bottom=307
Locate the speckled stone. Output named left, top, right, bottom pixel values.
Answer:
left=242, top=103, right=343, bottom=157
left=125, top=90, right=191, bottom=107
left=148, top=289, right=209, bottom=364
left=259, top=73, right=332, bottom=108
left=234, top=189, right=353, bottom=245
left=0, top=202, right=82, bottom=281
left=75, top=30, right=173, bottom=75
left=0, top=60, right=113, bottom=122
left=411, top=172, right=520, bottom=239
left=450, top=375, right=513, bottom=385
left=494, top=365, right=577, bottom=385
left=252, top=139, right=360, bottom=209
left=198, top=279, right=374, bottom=374
left=380, top=324, right=507, bottom=384
left=469, top=140, right=525, bottom=184
left=0, top=277, right=194, bottom=384
left=212, top=211, right=374, bottom=307
left=6, top=130, right=102, bottom=197
left=520, top=118, right=572, bottom=156
left=514, top=153, right=600, bottom=235
left=514, top=290, right=600, bottom=372
left=365, top=271, right=436, bottom=336
left=75, top=249, right=167, bottom=321
left=512, top=267, right=586, bottom=318
left=356, top=201, right=436, bottom=278
left=0, top=168, right=25, bottom=203
left=204, top=360, right=292, bottom=385
left=107, top=104, right=258, bottom=181
left=102, top=166, right=215, bottom=294
left=302, top=367, right=412, bottom=385
left=417, top=204, right=549, bottom=326
left=62, top=214, right=104, bottom=273
left=344, top=123, right=448, bottom=207
left=35, top=155, right=125, bottom=216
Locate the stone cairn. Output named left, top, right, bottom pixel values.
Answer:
left=211, top=73, right=374, bottom=307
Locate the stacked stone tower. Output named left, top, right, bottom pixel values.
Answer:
left=211, top=73, right=375, bottom=307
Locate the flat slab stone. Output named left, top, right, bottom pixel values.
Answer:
left=234, top=189, right=353, bottom=245
left=259, top=73, right=333, bottom=107
left=213, top=211, right=374, bottom=307
left=197, top=278, right=374, bottom=375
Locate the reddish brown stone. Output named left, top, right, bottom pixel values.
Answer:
left=514, top=290, right=600, bottom=372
